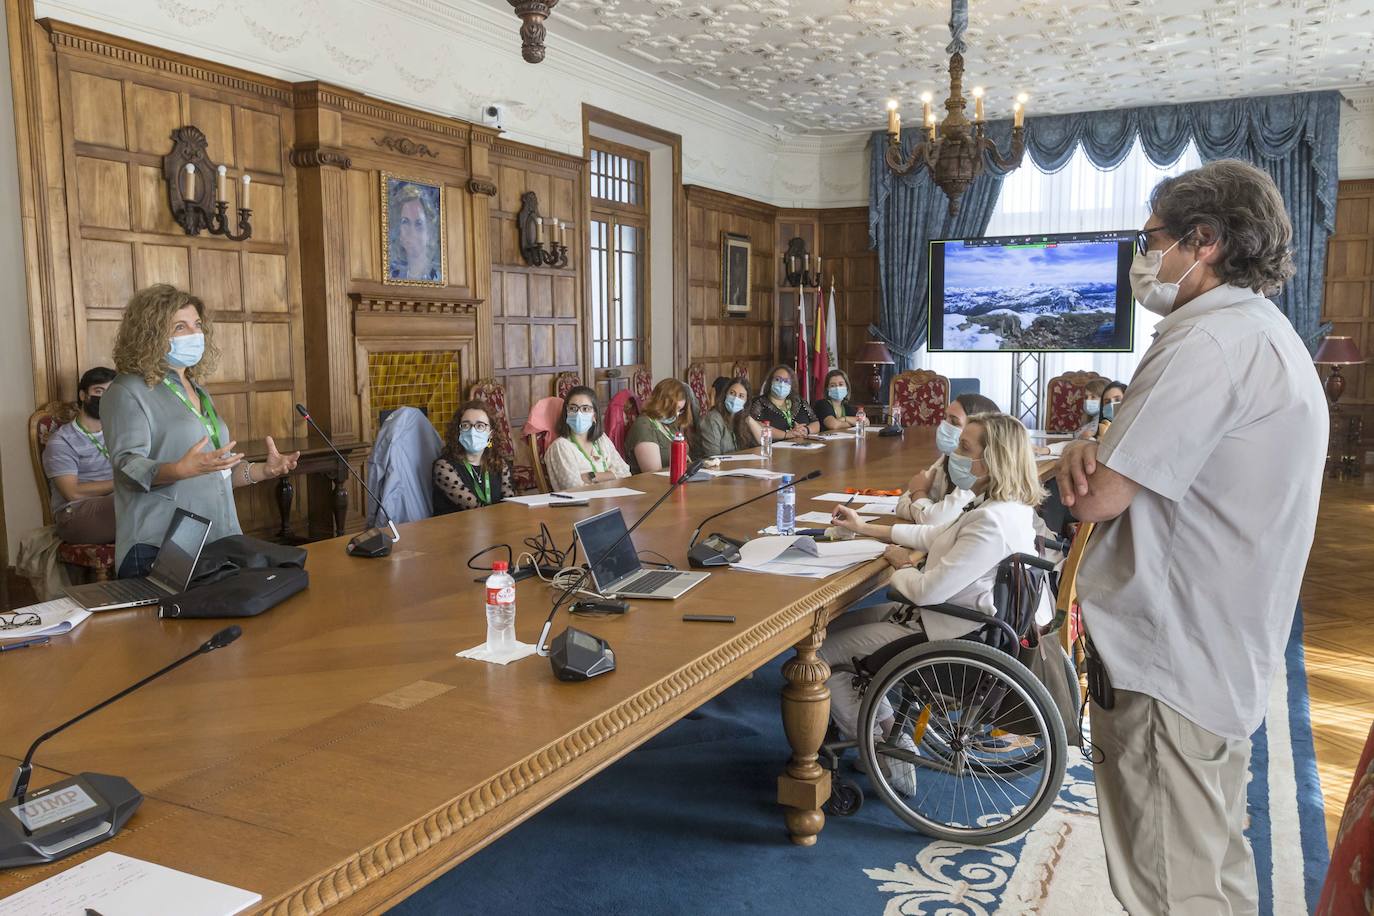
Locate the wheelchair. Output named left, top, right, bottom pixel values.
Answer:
left=818, top=551, right=1072, bottom=846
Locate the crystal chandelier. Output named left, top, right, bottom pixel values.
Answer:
left=883, top=0, right=1027, bottom=216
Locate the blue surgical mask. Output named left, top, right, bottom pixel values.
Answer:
left=1102, top=400, right=1117, bottom=422
left=935, top=419, right=961, bottom=455
left=167, top=332, right=205, bottom=368
left=568, top=412, right=594, bottom=435
left=1084, top=398, right=1101, bottom=417
left=770, top=380, right=791, bottom=399
left=724, top=395, right=745, bottom=414
left=460, top=429, right=489, bottom=454
left=827, top=386, right=847, bottom=401
left=947, top=453, right=979, bottom=490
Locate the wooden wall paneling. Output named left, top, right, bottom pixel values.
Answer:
left=1322, top=179, right=1374, bottom=454
left=819, top=208, right=879, bottom=395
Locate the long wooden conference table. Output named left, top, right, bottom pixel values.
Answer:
left=1, top=427, right=1018, bottom=913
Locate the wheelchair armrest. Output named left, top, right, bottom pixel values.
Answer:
left=1010, top=551, right=1058, bottom=572
left=1035, top=535, right=1070, bottom=554
left=923, top=601, right=1020, bottom=651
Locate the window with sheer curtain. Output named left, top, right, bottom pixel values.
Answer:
left=912, top=138, right=1204, bottom=415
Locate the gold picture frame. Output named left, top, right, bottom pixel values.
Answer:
left=381, top=172, right=446, bottom=287
left=722, top=232, right=751, bottom=316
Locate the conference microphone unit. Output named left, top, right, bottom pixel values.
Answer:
left=686, top=469, right=822, bottom=568
left=2, top=626, right=243, bottom=868
left=295, top=403, right=399, bottom=558
left=536, top=458, right=705, bottom=682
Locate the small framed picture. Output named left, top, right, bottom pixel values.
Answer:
left=381, top=173, right=445, bottom=286
left=722, top=232, right=751, bottom=316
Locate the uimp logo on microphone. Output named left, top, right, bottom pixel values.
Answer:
left=12, top=785, right=98, bottom=830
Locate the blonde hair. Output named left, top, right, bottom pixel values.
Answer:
left=113, top=285, right=219, bottom=386
left=642, top=378, right=689, bottom=421
left=967, top=413, right=1046, bottom=507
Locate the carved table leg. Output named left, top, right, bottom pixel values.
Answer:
left=275, top=475, right=295, bottom=541
left=778, top=624, right=831, bottom=846
left=330, top=464, right=349, bottom=537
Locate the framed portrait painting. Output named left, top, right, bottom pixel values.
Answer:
left=381, top=173, right=446, bottom=286
left=722, top=232, right=751, bottom=316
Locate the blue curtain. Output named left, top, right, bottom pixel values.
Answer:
left=869, top=91, right=1341, bottom=351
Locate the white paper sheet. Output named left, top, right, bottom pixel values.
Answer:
left=506, top=487, right=646, bottom=508
left=730, top=534, right=884, bottom=578
left=456, top=640, right=538, bottom=665
left=0, top=596, right=90, bottom=641
left=708, top=454, right=766, bottom=462
left=715, top=468, right=788, bottom=480
left=811, top=493, right=901, bottom=505
left=0, top=852, right=260, bottom=916
left=770, top=441, right=824, bottom=450
left=794, top=510, right=875, bottom=525
left=815, top=432, right=862, bottom=441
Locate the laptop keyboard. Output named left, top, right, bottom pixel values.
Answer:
left=624, top=570, right=684, bottom=593
left=93, top=579, right=160, bottom=603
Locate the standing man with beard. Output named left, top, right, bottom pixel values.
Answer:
left=43, top=366, right=118, bottom=544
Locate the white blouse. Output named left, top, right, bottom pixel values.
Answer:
left=894, top=457, right=972, bottom=528
left=543, top=434, right=631, bottom=491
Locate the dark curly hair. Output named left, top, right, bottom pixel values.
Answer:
left=1148, top=159, right=1294, bottom=295
left=441, top=399, right=505, bottom=476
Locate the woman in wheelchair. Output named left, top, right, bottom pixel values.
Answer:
left=824, top=413, right=1052, bottom=797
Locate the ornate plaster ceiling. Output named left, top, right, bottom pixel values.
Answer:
left=477, top=0, right=1374, bottom=134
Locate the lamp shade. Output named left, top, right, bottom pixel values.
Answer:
left=1313, top=336, right=1364, bottom=365
left=855, top=340, right=895, bottom=365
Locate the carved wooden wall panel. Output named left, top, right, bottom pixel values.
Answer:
left=1322, top=179, right=1374, bottom=451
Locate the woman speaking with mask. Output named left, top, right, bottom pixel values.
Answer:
left=103, top=285, right=299, bottom=578
left=894, top=393, right=1000, bottom=526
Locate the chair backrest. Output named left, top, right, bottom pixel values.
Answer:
left=29, top=401, right=78, bottom=526
left=889, top=370, right=950, bottom=427
left=553, top=372, right=581, bottom=400
left=731, top=361, right=749, bottom=385
left=1044, top=371, right=1108, bottom=433
left=948, top=377, right=981, bottom=400
left=527, top=434, right=551, bottom=493
left=604, top=389, right=639, bottom=458
left=630, top=368, right=653, bottom=405
left=467, top=378, right=516, bottom=466
left=1318, top=719, right=1374, bottom=915
left=685, top=364, right=708, bottom=412
left=1055, top=522, right=1095, bottom=656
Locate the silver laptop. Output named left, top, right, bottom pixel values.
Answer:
left=65, top=509, right=212, bottom=611
left=573, top=508, right=709, bottom=600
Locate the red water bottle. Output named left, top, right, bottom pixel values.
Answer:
left=670, top=431, right=688, bottom=482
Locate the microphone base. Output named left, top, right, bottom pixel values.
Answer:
left=0, top=772, right=141, bottom=868
left=548, top=627, right=615, bottom=681
left=687, top=533, right=746, bottom=569
left=346, top=528, right=393, bottom=558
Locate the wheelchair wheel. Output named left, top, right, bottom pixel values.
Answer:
left=823, top=778, right=864, bottom=817
left=856, top=639, right=1067, bottom=845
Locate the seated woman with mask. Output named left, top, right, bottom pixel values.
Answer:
left=432, top=401, right=514, bottom=511
left=624, top=378, right=692, bottom=474
left=894, top=392, right=1000, bottom=527
left=1096, top=380, right=1127, bottom=437
left=822, top=413, right=1051, bottom=792
left=542, top=387, right=630, bottom=491
left=747, top=364, right=819, bottom=441
left=1075, top=379, right=1109, bottom=440
left=696, top=377, right=755, bottom=457
left=814, top=369, right=862, bottom=430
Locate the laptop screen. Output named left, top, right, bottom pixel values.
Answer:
left=575, top=509, right=641, bottom=591
left=149, top=509, right=212, bottom=592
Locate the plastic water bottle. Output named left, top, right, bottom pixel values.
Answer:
left=776, top=473, right=796, bottom=535
left=485, top=560, right=516, bottom=650
left=889, top=405, right=903, bottom=430
left=855, top=410, right=866, bottom=440
left=759, top=420, right=773, bottom=458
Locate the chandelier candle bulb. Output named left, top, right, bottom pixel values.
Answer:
left=183, top=163, right=195, bottom=200
left=972, top=86, right=985, bottom=122
left=215, top=164, right=227, bottom=203
left=1013, top=101, right=1024, bottom=128
left=240, top=174, right=251, bottom=209
left=886, top=99, right=899, bottom=135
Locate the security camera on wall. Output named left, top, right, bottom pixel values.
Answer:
left=482, top=104, right=503, bottom=130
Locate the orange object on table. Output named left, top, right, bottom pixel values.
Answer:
left=843, top=487, right=903, bottom=497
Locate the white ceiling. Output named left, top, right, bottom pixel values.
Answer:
left=478, top=0, right=1374, bottom=134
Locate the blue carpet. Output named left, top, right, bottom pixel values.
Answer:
left=391, top=609, right=1327, bottom=915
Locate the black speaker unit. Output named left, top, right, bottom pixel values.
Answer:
left=549, top=627, right=615, bottom=681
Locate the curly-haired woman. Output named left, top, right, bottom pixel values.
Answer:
left=102, top=285, right=299, bottom=577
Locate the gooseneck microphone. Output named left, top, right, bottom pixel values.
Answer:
left=536, top=459, right=704, bottom=678
left=686, top=469, right=822, bottom=566
left=10, top=626, right=241, bottom=801
left=295, top=403, right=400, bottom=558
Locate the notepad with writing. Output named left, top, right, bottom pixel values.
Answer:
left=0, top=852, right=260, bottom=916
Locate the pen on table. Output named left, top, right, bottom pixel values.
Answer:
left=549, top=492, right=576, bottom=499
left=0, top=636, right=51, bottom=652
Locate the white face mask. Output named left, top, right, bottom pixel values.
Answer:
left=1130, top=237, right=1200, bottom=316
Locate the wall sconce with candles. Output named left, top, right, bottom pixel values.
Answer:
left=516, top=191, right=569, bottom=269
left=163, top=126, right=252, bottom=241
left=783, top=237, right=824, bottom=289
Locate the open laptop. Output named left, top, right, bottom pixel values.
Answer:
left=65, top=508, right=212, bottom=611
left=573, top=508, right=709, bottom=600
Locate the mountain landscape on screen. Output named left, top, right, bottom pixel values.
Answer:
left=941, top=240, right=1122, bottom=350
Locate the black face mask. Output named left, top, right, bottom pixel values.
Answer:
left=82, top=395, right=101, bottom=420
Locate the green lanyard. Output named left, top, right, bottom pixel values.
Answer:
left=648, top=417, right=675, bottom=441
left=776, top=401, right=793, bottom=428
left=73, top=417, right=109, bottom=459
left=570, top=436, right=606, bottom=473
left=462, top=460, right=492, bottom=505
left=162, top=377, right=223, bottom=449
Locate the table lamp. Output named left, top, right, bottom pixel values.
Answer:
left=855, top=340, right=895, bottom=405
left=1313, top=336, right=1364, bottom=405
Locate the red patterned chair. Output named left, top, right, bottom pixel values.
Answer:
left=731, top=361, right=749, bottom=386
left=28, top=402, right=115, bottom=580
left=467, top=379, right=538, bottom=493
left=630, top=368, right=653, bottom=406
left=604, top=389, right=640, bottom=459
left=685, top=364, right=708, bottom=412
left=888, top=370, right=949, bottom=427
left=1317, top=720, right=1374, bottom=914
left=1044, top=371, right=1108, bottom=433
left=553, top=372, right=581, bottom=400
